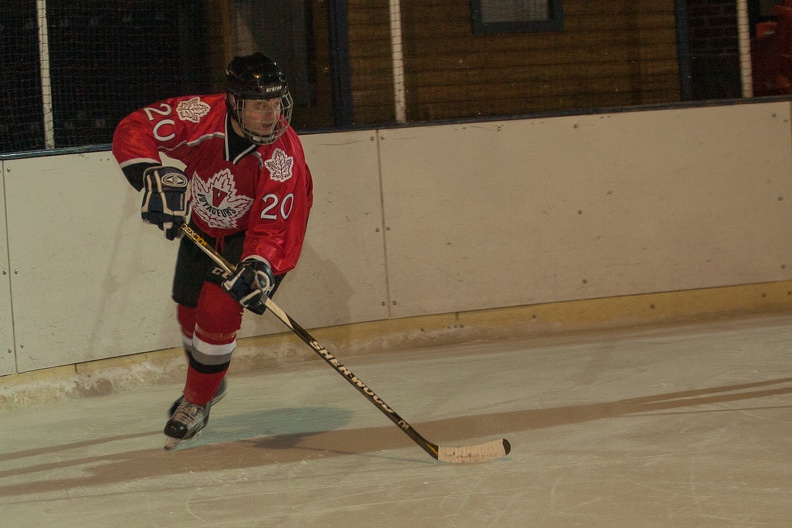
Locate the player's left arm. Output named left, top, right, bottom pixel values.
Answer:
left=222, top=148, right=312, bottom=313
left=244, top=142, right=313, bottom=276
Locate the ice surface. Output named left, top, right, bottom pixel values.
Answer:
left=1, top=314, right=791, bottom=527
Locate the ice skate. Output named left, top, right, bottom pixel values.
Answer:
left=167, top=378, right=227, bottom=418
left=163, top=400, right=211, bottom=451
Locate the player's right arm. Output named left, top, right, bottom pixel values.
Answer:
left=112, top=97, right=198, bottom=238
left=112, top=98, right=186, bottom=190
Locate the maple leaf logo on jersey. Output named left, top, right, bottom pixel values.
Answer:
left=265, top=148, right=294, bottom=182
left=191, top=169, right=253, bottom=229
left=176, top=97, right=210, bottom=123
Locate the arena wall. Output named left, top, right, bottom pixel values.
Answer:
left=0, top=100, right=790, bottom=378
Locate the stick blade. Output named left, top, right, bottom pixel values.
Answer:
left=437, top=438, right=511, bottom=464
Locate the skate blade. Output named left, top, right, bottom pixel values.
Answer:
left=163, top=431, right=201, bottom=451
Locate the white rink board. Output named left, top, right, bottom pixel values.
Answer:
left=0, top=162, right=15, bottom=375
left=3, top=102, right=792, bottom=373
left=5, top=152, right=181, bottom=372
left=237, top=130, right=389, bottom=337
left=378, top=102, right=792, bottom=318
left=4, top=131, right=388, bottom=373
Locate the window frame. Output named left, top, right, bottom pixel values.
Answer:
left=470, top=0, right=564, bottom=34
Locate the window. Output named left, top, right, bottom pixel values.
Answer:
left=471, top=0, right=563, bottom=34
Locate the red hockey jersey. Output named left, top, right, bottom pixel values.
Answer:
left=112, top=93, right=313, bottom=275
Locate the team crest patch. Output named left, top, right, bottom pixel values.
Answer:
left=191, top=169, right=253, bottom=229
left=176, top=97, right=210, bottom=123
left=265, top=148, right=294, bottom=182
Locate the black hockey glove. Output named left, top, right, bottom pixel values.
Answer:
left=222, top=256, right=275, bottom=314
left=141, top=166, right=190, bottom=240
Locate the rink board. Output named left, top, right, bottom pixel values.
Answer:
left=2, top=102, right=791, bottom=373
left=238, top=130, right=390, bottom=337
left=3, top=131, right=387, bottom=372
left=378, top=102, right=792, bottom=318
left=4, top=153, right=181, bottom=371
left=0, top=163, right=14, bottom=375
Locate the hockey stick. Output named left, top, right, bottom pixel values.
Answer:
left=180, top=224, right=511, bottom=463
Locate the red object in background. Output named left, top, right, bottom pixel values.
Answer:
left=752, top=2, right=792, bottom=95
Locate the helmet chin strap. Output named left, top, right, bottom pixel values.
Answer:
left=229, top=117, right=245, bottom=138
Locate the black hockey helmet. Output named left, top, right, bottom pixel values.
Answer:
left=225, top=53, right=293, bottom=145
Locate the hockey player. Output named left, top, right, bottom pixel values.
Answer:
left=112, top=53, right=314, bottom=449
